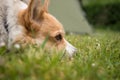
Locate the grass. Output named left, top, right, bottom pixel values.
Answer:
left=0, top=29, right=120, bottom=80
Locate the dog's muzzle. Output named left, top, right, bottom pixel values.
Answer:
left=65, top=40, right=77, bottom=57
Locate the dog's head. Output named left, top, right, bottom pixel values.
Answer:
left=18, top=0, right=77, bottom=56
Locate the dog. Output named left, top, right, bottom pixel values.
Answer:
left=0, top=0, right=77, bottom=57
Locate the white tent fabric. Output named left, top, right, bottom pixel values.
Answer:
left=49, top=0, right=92, bottom=34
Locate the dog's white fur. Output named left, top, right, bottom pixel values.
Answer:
left=0, top=0, right=27, bottom=48
left=0, top=0, right=77, bottom=56
left=6, top=0, right=28, bottom=48
left=0, top=0, right=8, bottom=47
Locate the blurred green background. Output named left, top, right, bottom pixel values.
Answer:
left=81, top=0, right=120, bottom=31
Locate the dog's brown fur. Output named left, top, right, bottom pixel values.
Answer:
left=14, top=0, right=66, bottom=50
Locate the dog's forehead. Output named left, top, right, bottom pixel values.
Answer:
left=41, top=13, right=65, bottom=33
left=44, top=13, right=63, bottom=27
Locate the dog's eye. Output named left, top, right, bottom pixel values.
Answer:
left=55, top=34, right=62, bottom=41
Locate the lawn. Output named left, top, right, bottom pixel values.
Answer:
left=0, top=29, right=120, bottom=80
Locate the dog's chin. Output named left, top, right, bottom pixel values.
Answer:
left=65, top=40, right=77, bottom=57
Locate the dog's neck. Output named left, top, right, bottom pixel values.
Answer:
left=6, top=0, right=28, bottom=28
left=6, top=0, right=29, bottom=48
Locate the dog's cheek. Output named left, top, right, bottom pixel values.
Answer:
left=55, top=40, right=66, bottom=51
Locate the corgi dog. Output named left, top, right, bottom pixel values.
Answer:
left=0, top=0, right=77, bottom=56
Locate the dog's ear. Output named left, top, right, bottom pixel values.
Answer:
left=27, top=0, right=42, bottom=20
left=43, top=0, right=49, bottom=12
left=27, top=0, right=49, bottom=21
